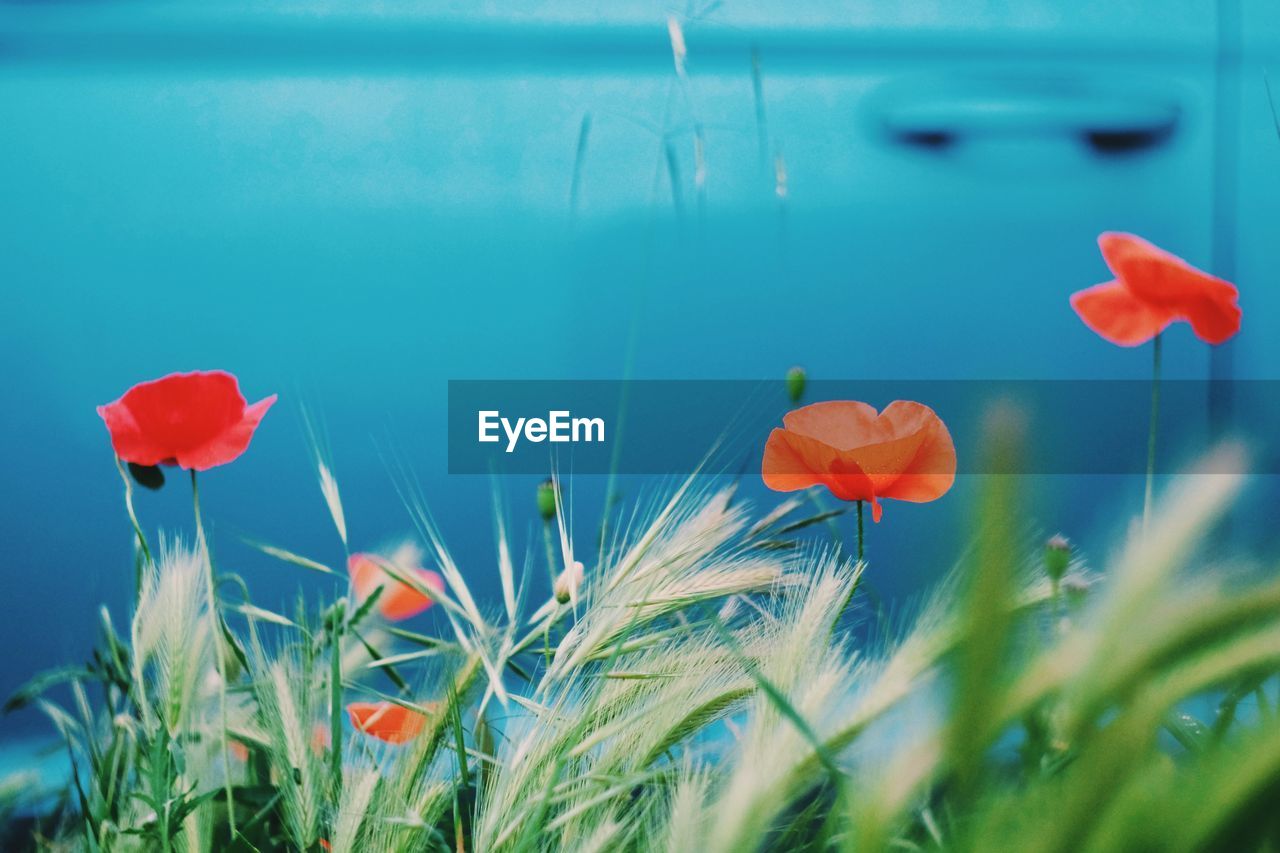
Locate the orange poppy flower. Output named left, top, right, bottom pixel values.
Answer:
left=1070, top=232, right=1240, bottom=346
left=228, top=739, right=250, bottom=763
left=761, top=400, right=955, bottom=522
left=346, top=701, right=431, bottom=744
left=348, top=553, right=445, bottom=621
left=311, top=722, right=331, bottom=755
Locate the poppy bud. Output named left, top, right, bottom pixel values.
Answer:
left=1061, top=575, right=1090, bottom=608
left=1044, top=534, right=1071, bottom=584
left=785, top=366, right=806, bottom=404
left=127, top=462, right=165, bottom=490
left=554, top=560, right=584, bottom=604
left=536, top=478, right=558, bottom=522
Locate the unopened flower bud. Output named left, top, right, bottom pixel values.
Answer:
left=554, top=560, right=584, bottom=604
left=128, top=461, right=165, bottom=491
left=1044, top=534, right=1071, bottom=584
left=1061, top=575, right=1090, bottom=607
left=536, top=478, right=558, bottom=523
left=786, top=366, right=806, bottom=404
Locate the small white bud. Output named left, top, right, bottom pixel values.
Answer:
left=554, top=560, right=585, bottom=604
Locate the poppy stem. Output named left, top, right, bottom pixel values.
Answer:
left=542, top=521, right=557, bottom=667
left=191, top=470, right=238, bottom=838
left=856, top=500, right=865, bottom=563
left=113, top=456, right=153, bottom=601
left=1144, top=333, right=1163, bottom=531
left=1049, top=578, right=1064, bottom=639
left=543, top=520, right=558, bottom=588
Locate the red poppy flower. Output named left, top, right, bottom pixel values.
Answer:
left=761, top=400, right=955, bottom=522
left=1070, top=232, right=1241, bottom=346
left=346, top=701, right=431, bottom=744
left=348, top=553, right=445, bottom=621
left=97, top=370, right=277, bottom=471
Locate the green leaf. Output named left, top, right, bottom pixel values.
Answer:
left=770, top=508, right=847, bottom=536
left=383, top=626, right=453, bottom=649
left=244, top=540, right=338, bottom=576
left=4, top=666, right=91, bottom=713
left=230, top=603, right=305, bottom=631
left=351, top=628, right=410, bottom=694
left=346, top=584, right=385, bottom=632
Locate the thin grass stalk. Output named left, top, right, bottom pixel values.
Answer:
left=191, top=470, right=236, bottom=840
left=330, top=601, right=345, bottom=799
left=1144, top=331, right=1162, bottom=531
left=949, top=409, right=1022, bottom=800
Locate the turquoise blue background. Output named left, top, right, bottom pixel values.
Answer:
left=1, top=1, right=1279, bottom=749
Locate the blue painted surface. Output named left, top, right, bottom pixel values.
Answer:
left=0, top=1, right=1278, bottom=749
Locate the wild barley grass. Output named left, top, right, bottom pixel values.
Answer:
left=6, top=439, right=1280, bottom=851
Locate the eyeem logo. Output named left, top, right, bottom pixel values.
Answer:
left=478, top=410, right=606, bottom=453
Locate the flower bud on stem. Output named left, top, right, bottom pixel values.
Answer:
left=785, top=366, right=807, bottom=405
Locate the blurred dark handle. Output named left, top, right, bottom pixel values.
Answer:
left=875, top=88, right=1181, bottom=155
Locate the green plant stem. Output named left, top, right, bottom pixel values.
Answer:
left=113, top=456, right=153, bottom=601
left=542, top=520, right=558, bottom=667
left=843, top=498, right=888, bottom=636
left=511, top=609, right=570, bottom=660
left=598, top=380, right=634, bottom=565
left=856, top=500, right=865, bottom=564
left=330, top=602, right=344, bottom=797
left=192, top=471, right=237, bottom=839
left=1144, top=333, right=1163, bottom=532
left=542, top=521, right=558, bottom=584
left=1050, top=578, right=1064, bottom=639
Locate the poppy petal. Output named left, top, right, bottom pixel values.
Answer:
left=874, top=402, right=957, bottom=503
left=1097, top=232, right=1241, bottom=344
left=763, top=428, right=876, bottom=503
left=347, top=554, right=444, bottom=621
left=1070, top=279, right=1174, bottom=347
left=311, top=722, right=331, bottom=755
left=764, top=400, right=955, bottom=519
left=1097, top=232, right=1230, bottom=306
left=781, top=401, right=881, bottom=451
left=379, top=569, right=445, bottom=621
left=346, top=701, right=428, bottom=744
left=1097, top=232, right=1167, bottom=282
left=97, top=371, right=275, bottom=470
left=762, top=428, right=830, bottom=493
left=846, top=431, right=928, bottom=491
left=174, top=394, right=277, bottom=471
left=97, top=399, right=161, bottom=466
left=347, top=553, right=382, bottom=602
left=117, top=371, right=244, bottom=455
left=822, top=455, right=880, bottom=505
left=1177, top=293, right=1242, bottom=345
